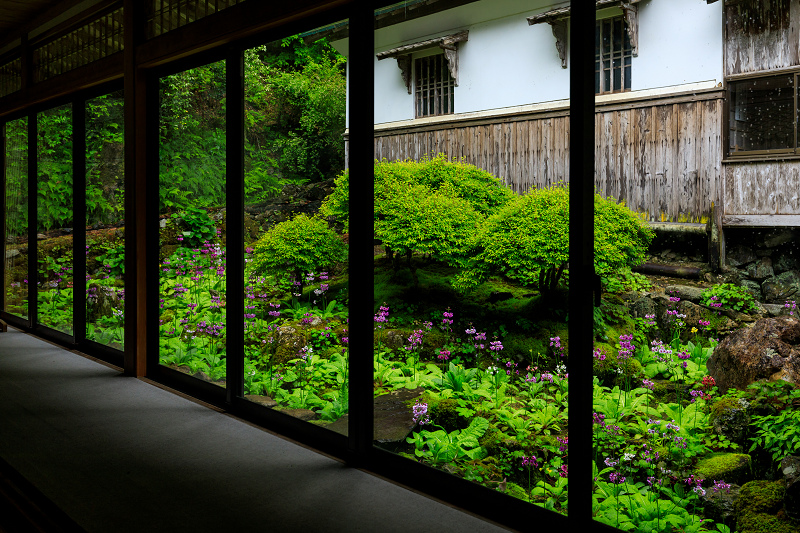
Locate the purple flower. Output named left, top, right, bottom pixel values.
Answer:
left=712, top=480, right=731, bottom=494
left=521, top=455, right=538, bottom=467
left=642, top=379, right=654, bottom=390
left=489, top=340, right=503, bottom=352
left=412, top=401, right=430, bottom=425
left=438, top=349, right=451, bottom=361
left=609, top=472, right=626, bottom=484
left=618, top=333, right=635, bottom=360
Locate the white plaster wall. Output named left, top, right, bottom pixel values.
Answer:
left=373, top=0, right=565, bottom=124
left=362, top=0, right=724, bottom=124
left=456, top=12, right=569, bottom=114
left=634, top=0, right=723, bottom=90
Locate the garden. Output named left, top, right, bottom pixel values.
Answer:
left=366, top=156, right=800, bottom=533
left=4, top=31, right=800, bottom=533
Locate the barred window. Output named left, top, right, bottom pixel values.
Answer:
left=595, top=16, right=632, bottom=95
left=415, top=54, right=454, bottom=118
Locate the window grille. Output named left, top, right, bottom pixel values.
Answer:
left=32, top=8, right=124, bottom=83
left=146, top=0, right=245, bottom=39
left=415, top=54, right=454, bottom=118
left=0, top=58, right=22, bottom=97
left=728, top=73, right=797, bottom=156
left=595, top=16, right=632, bottom=94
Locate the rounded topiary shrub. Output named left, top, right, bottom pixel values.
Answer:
left=374, top=154, right=514, bottom=216
left=250, top=213, right=347, bottom=289
left=455, top=184, right=654, bottom=296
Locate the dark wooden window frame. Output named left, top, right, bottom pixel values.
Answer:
left=0, top=2, right=604, bottom=531
left=414, top=52, right=455, bottom=118
left=595, top=14, right=632, bottom=95
left=725, top=69, right=800, bottom=160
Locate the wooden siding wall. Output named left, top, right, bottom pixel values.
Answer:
left=725, top=0, right=800, bottom=76
left=725, top=161, right=800, bottom=215
left=372, top=93, right=724, bottom=223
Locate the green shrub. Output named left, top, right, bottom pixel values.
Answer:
left=375, top=178, right=481, bottom=281
left=250, top=214, right=347, bottom=289
left=701, top=283, right=757, bottom=313
left=455, top=185, right=653, bottom=294
left=319, top=170, right=349, bottom=230
left=374, top=154, right=513, bottom=216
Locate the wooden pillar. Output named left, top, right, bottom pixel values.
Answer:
left=347, top=0, right=373, bottom=463
left=123, top=0, right=147, bottom=376
left=568, top=0, right=595, bottom=526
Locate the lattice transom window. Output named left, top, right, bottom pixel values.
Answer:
left=415, top=54, right=455, bottom=118
left=595, top=16, right=632, bottom=94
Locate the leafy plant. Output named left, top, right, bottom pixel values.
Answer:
left=749, top=408, right=800, bottom=466
left=701, top=283, right=757, bottom=313
left=172, top=206, right=217, bottom=247
left=407, top=416, right=489, bottom=464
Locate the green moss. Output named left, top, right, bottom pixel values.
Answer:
left=738, top=512, right=796, bottom=533
left=425, top=396, right=463, bottom=431
left=710, top=396, right=746, bottom=425
left=736, top=480, right=785, bottom=517
left=695, top=453, right=751, bottom=485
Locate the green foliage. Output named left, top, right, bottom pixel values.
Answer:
left=456, top=185, right=653, bottom=293
left=701, top=283, right=757, bottom=313
left=319, top=170, right=349, bottom=230
left=374, top=155, right=513, bottom=216
left=172, top=206, right=217, bottom=247
left=375, top=178, right=482, bottom=271
left=96, top=245, right=125, bottom=277
left=407, top=417, right=489, bottom=464
left=749, top=408, right=800, bottom=466
left=245, top=39, right=346, bottom=184
left=37, top=104, right=74, bottom=232
left=603, top=267, right=652, bottom=294
left=250, top=214, right=347, bottom=285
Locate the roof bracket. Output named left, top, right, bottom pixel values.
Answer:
left=377, top=31, right=468, bottom=90
left=549, top=19, right=568, bottom=69
left=621, top=2, right=639, bottom=57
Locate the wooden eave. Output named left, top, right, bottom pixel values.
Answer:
left=375, top=30, right=468, bottom=60
left=526, top=0, right=642, bottom=25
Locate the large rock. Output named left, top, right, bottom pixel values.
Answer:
left=727, top=245, right=757, bottom=267
left=710, top=397, right=752, bottom=448
left=701, top=483, right=741, bottom=529
left=707, top=316, right=800, bottom=393
left=665, top=284, right=705, bottom=303
left=695, top=453, right=753, bottom=487
left=747, top=257, right=774, bottom=281
left=782, top=455, right=800, bottom=520
left=762, top=270, right=800, bottom=303
left=774, top=253, right=799, bottom=275
left=741, top=280, right=763, bottom=302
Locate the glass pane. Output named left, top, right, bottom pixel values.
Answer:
left=4, top=117, right=28, bottom=318
left=373, top=0, right=570, bottom=516
left=158, top=60, right=227, bottom=386
left=243, top=26, right=349, bottom=430
left=729, top=75, right=794, bottom=152
left=37, top=104, right=74, bottom=335
left=85, top=90, right=125, bottom=348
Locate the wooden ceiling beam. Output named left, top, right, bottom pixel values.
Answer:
left=136, top=0, right=353, bottom=68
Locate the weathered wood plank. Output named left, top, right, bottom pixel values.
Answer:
left=723, top=214, right=800, bottom=227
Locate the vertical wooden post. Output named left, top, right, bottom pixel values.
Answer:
left=348, top=0, right=374, bottom=463
left=569, top=0, right=595, bottom=526
left=123, top=0, right=146, bottom=376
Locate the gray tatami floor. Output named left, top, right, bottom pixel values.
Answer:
left=0, top=327, right=510, bottom=532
